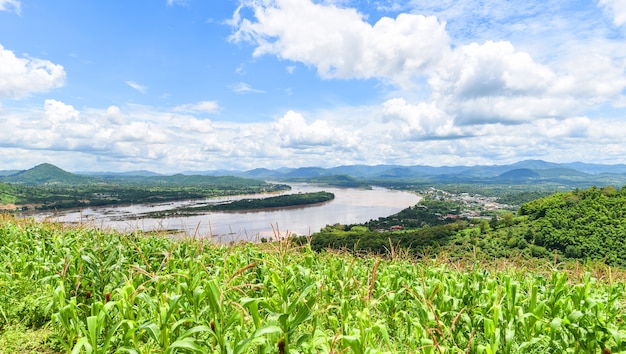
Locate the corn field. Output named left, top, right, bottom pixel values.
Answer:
left=1, top=215, right=626, bottom=353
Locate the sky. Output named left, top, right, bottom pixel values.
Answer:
left=1, top=0, right=626, bottom=173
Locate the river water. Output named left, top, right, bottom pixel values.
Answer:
left=37, top=184, right=421, bottom=242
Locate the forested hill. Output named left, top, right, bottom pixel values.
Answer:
left=518, top=186, right=626, bottom=265
left=2, top=163, right=94, bottom=185
left=306, top=185, right=626, bottom=267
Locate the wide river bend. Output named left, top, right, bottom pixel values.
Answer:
left=38, top=184, right=421, bottom=242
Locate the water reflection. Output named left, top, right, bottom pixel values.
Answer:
left=38, top=184, right=421, bottom=242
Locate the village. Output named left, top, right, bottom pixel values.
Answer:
left=419, top=187, right=516, bottom=220
left=365, top=186, right=518, bottom=233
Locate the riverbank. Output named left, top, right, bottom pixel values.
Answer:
left=30, top=184, right=421, bottom=241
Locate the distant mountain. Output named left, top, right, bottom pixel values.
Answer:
left=181, top=169, right=242, bottom=177
left=283, top=167, right=331, bottom=178
left=561, top=162, right=626, bottom=174
left=152, top=174, right=270, bottom=186
left=7, top=160, right=626, bottom=186
left=495, top=168, right=540, bottom=182
left=77, top=170, right=162, bottom=177
left=534, top=168, right=589, bottom=178
left=1, top=163, right=94, bottom=185
left=0, top=170, right=20, bottom=177
left=510, top=160, right=563, bottom=170
left=171, top=160, right=626, bottom=186
left=240, top=168, right=283, bottom=179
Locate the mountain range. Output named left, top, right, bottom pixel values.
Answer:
left=2, top=160, right=626, bottom=185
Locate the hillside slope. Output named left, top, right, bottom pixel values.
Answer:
left=519, top=186, right=626, bottom=264
left=1, top=163, right=94, bottom=185
left=307, top=186, right=626, bottom=266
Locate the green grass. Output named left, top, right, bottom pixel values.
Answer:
left=1, top=215, right=626, bottom=353
left=0, top=324, right=56, bottom=354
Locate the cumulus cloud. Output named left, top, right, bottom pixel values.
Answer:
left=0, top=0, right=20, bottom=14
left=429, top=40, right=626, bottom=124
left=274, top=110, right=355, bottom=148
left=229, top=1, right=626, bottom=131
left=429, top=40, right=559, bottom=123
left=230, top=0, right=449, bottom=85
left=4, top=98, right=626, bottom=171
left=381, top=98, right=462, bottom=139
left=125, top=80, right=147, bottom=94
left=173, top=101, right=219, bottom=114
left=0, top=44, right=66, bottom=99
left=600, top=0, right=626, bottom=26
left=44, top=99, right=79, bottom=124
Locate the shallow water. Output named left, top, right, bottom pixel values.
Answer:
left=36, top=183, right=421, bottom=242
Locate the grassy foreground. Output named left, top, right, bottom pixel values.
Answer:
left=1, top=215, right=626, bottom=353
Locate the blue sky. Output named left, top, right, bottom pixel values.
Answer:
left=1, top=0, right=626, bottom=173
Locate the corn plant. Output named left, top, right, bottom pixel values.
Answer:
left=2, top=215, right=626, bottom=353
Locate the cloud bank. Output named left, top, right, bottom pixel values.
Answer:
left=0, top=45, right=66, bottom=99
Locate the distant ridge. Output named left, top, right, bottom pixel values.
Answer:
left=2, top=163, right=94, bottom=185
left=5, top=160, right=626, bottom=185
left=77, top=170, right=162, bottom=177
left=0, top=170, right=20, bottom=177
left=495, top=168, right=540, bottom=182
left=232, top=160, right=626, bottom=180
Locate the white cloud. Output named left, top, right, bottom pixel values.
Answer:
left=125, top=80, right=147, bottom=94
left=44, top=99, right=79, bottom=124
left=3, top=98, right=626, bottom=172
left=173, top=101, right=219, bottom=114
left=381, top=97, right=461, bottom=139
left=600, top=0, right=626, bottom=26
left=230, top=0, right=449, bottom=85
left=0, top=0, right=20, bottom=14
left=0, top=44, right=66, bottom=99
left=430, top=40, right=557, bottom=122
left=231, top=82, right=266, bottom=94
left=274, top=111, right=343, bottom=148
left=429, top=40, right=626, bottom=124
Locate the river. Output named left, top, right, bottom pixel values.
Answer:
left=37, top=184, right=421, bottom=242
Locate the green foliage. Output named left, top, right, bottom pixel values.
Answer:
left=144, top=192, right=335, bottom=217
left=309, top=186, right=626, bottom=267
left=519, top=186, right=626, bottom=266
left=0, top=165, right=289, bottom=210
left=287, top=174, right=366, bottom=187
left=305, top=222, right=465, bottom=256
left=1, top=163, right=93, bottom=185
left=2, top=216, right=626, bottom=353
left=200, top=191, right=334, bottom=211
left=0, top=183, right=16, bottom=204
left=364, top=198, right=461, bottom=230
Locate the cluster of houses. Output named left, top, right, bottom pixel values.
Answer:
left=384, top=188, right=514, bottom=232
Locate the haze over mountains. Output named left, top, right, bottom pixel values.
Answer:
left=3, top=160, right=626, bottom=186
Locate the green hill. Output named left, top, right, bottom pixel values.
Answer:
left=495, top=168, right=540, bottom=181
left=0, top=170, right=20, bottom=176
left=518, top=186, right=626, bottom=264
left=307, top=185, right=626, bottom=267
left=1, top=163, right=94, bottom=185
left=0, top=182, right=16, bottom=204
